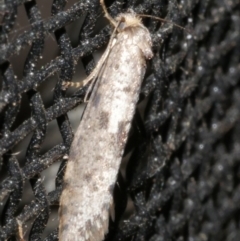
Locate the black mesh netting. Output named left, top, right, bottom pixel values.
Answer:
left=0, top=0, right=240, bottom=240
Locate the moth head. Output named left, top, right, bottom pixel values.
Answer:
left=116, top=11, right=143, bottom=31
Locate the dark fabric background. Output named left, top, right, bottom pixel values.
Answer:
left=0, top=0, right=240, bottom=240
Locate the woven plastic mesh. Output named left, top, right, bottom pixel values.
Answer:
left=0, top=0, right=240, bottom=240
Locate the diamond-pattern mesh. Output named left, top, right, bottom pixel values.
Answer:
left=0, top=0, right=240, bottom=240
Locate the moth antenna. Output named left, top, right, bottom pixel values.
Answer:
left=100, top=0, right=118, bottom=28
left=138, top=14, right=190, bottom=33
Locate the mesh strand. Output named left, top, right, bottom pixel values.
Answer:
left=0, top=0, right=240, bottom=240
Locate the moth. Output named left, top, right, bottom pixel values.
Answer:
left=58, top=0, right=186, bottom=240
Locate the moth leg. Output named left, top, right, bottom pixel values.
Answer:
left=62, top=55, right=104, bottom=91
left=62, top=31, right=118, bottom=92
